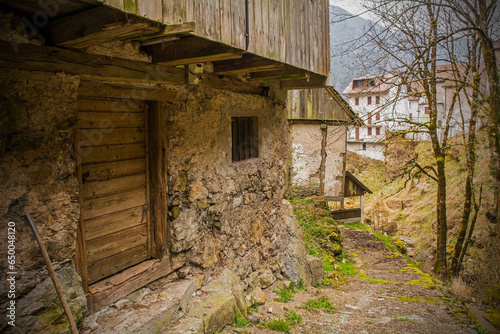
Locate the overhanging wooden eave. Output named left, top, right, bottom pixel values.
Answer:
left=0, top=41, right=186, bottom=85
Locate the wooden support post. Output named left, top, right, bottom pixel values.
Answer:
left=360, top=195, right=365, bottom=223
left=148, top=101, right=168, bottom=259
left=319, top=123, right=327, bottom=196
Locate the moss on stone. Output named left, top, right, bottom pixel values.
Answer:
left=485, top=307, right=500, bottom=330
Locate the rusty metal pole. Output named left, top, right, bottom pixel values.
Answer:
left=25, top=214, right=79, bottom=334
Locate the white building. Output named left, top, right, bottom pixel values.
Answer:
left=342, top=75, right=411, bottom=160
left=343, top=65, right=482, bottom=159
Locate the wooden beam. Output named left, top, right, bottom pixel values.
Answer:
left=249, top=66, right=307, bottom=82
left=144, top=36, right=243, bottom=67
left=46, top=6, right=163, bottom=49
left=138, top=22, right=195, bottom=46
left=148, top=101, right=168, bottom=259
left=203, top=73, right=267, bottom=95
left=212, top=53, right=284, bottom=75
left=0, top=41, right=186, bottom=85
left=86, top=254, right=186, bottom=313
left=78, top=81, right=177, bottom=101
left=280, top=73, right=329, bottom=90
left=250, top=71, right=307, bottom=82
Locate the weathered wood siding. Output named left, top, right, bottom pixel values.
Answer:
left=288, top=88, right=352, bottom=121
left=78, top=98, right=151, bottom=285
left=100, top=0, right=330, bottom=76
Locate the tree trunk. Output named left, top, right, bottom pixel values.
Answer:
left=478, top=0, right=500, bottom=231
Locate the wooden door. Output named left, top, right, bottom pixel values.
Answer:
left=77, top=98, right=150, bottom=285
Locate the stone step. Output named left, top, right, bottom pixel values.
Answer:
left=166, top=269, right=246, bottom=334
left=82, top=279, right=196, bottom=334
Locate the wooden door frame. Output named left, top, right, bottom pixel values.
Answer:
left=74, top=93, right=169, bottom=294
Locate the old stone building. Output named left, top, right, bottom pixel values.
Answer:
left=0, top=0, right=331, bottom=332
left=287, top=87, right=361, bottom=198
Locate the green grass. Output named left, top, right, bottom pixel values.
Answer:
left=343, top=222, right=371, bottom=231
left=284, top=310, right=302, bottom=325
left=373, top=232, right=400, bottom=253
left=336, top=256, right=358, bottom=275
left=273, top=279, right=305, bottom=302
left=303, top=297, right=336, bottom=312
left=261, top=310, right=302, bottom=332
left=397, top=316, right=415, bottom=322
left=262, top=318, right=291, bottom=332
left=232, top=309, right=252, bottom=328
left=358, top=270, right=393, bottom=284
left=289, top=198, right=344, bottom=274
left=247, top=305, right=258, bottom=314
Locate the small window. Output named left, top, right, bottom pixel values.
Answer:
left=375, top=112, right=380, bottom=121
left=367, top=112, right=372, bottom=125
left=362, top=143, right=367, bottom=150
left=355, top=97, right=359, bottom=106
left=376, top=127, right=380, bottom=135
left=424, top=107, right=429, bottom=114
left=367, top=96, right=372, bottom=105
left=355, top=127, right=360, bottom=140
left=367, top=127, right=372, bottom=136
left=376, top=96, right=380, bottom=104
left=232, top=117, right=258, bottom=162
left=409, top=113, right=413, bottom=120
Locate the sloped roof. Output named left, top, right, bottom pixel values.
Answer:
left=342, top=74, right=396, bottom=96
left=345, top=171, right=372, bottom=194
left=288, top=86, right=363, bottom=126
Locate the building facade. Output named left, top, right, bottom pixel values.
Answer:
left=0, top=1, right=331, bottom=332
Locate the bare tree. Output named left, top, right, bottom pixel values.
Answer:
left=439, top=0, right=500, bottom=238
left=362, top=0, right=452, bottom=279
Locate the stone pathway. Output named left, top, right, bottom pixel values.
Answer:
left=223, top=225, right=482, bottom=334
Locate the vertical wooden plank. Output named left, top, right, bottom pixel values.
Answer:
left=123, top=0, right=137, bottom=14
left=171, top=0, right=186, bottom=24
left=238, top=117, right=245, bottom=159
left=231, top=0, right=245, bottom=49
left=144, top=103, right=151, bottom=257
left=247, top=0, right=255, bottom=51
left=244, top=118, right=250, bottom=158
left=285, top=0, right=291, bottom=66
left=162, top=0, right=174, bottom=24
left=291, top=1, right=297, bottom=67
left=185, top=0, right=194, bottom=22
left=148, top=101, right=168, bottom=259
left=278, top=0, right=286, bottom=62
left=231, top=118, right=238, bottom=161
left=324, top=0, right=330, bottom=74
left=75, top=117, right=89, bottom=292
left=220, top=0, right=233, bottom=45
left=261, top=0, right=268, bottom=57
left=137, top=0, right=162, bottom=21
left=254, top=0, right=264, bottom=56
left=305, top=0, right=311, bottom=71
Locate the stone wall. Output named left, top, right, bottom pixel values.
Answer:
left=324, top=125, right=346, bottom=197
left=0, top=67, right=311, bottom=331
left=289, top=123, right=346, bottom=198
left=289, top=123, right=323, bottom=197
left=0, top=69, right=86, bottom=333
left=165, top=86, right=307, bottom=285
